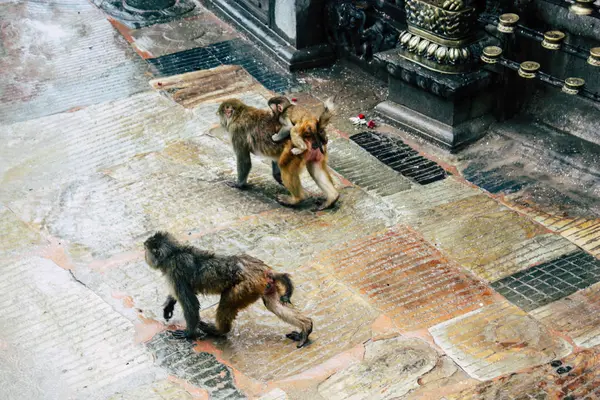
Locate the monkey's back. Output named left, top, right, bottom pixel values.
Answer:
left=236, top=107, right=285, bottom=159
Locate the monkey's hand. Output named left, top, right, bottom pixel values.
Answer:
left=286, top=331, right=311, bottom=348
left=291, top=148, right=306, bottom=155
left=163, top=306, right=174, bottom=321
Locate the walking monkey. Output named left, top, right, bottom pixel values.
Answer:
left=217, top=97, right=339, bottom=211
left=144, top=231, right=313, bottom=348
left=268, top=96, right=332, bottom=156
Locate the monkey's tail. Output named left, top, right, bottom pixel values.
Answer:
left=272, top=272, right=294, bottom=304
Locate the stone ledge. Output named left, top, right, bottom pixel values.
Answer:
left=375, top=100, right=493, bottom=151
left=202, top=0, right=335, bottom=71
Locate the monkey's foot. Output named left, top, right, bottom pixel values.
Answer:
left=172, top=329, right=208, bottom=340
left=286, top=331, right=310, bottom=348
left=312, top=195, right=340, bottom=212
left=198, top=321, right=226, bottom=338
left=225, top=181, right=250, bottom=190
left=276, top=195, right=304, bottom=207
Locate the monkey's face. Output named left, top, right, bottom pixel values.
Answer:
left=217, top=100, right=243, bottom=128
left=143, top=231, right=176, bottom=269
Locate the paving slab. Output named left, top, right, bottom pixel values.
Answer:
left=507, top=197, right=600, bottom=259
left=447, top=347, right=600, bottom=399
left=317, top=337, right=439, bottom=399
left=531, top=281, right=600, bottom=349
left=429, top=300, right=573, bottom=381
left=127, top=13, right=239, bottom=58
left=408, top=194, right=578, bottom=283
left=0, top=0, right=150, bottom=124
left=311, top=225, right=495, bottom=332
left=0, top=256, right=157, bottom=400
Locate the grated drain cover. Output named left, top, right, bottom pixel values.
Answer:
left=492, top=251, right=600, bottom=311
left=350, top=131, right=447, bottom=185
left=148, top=39, right=294, bottom=93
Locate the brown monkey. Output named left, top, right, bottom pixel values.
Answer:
left=144, top=231, right=313, bottom=348
left=217, top=98, right=339, bottom=211
left=268, top=96, right=332, bottom=156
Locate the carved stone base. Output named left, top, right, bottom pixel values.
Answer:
left=93, top=0, right=196, bottom=28
left=374, top=53, right=497, bottom=151
left=203, top=0, right=335, bottom=71
left=375, top=101, right=494, bottom=151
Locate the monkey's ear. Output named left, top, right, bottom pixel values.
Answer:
left=277, top=104, right=284, bottom=113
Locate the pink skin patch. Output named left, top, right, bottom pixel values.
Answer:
left=304, top=145, right=324, bottom=162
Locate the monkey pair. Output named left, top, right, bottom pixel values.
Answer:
left=145, top=232, right=313, bottom=348
left=268, top=96, right=330, bottom=157
left=217, top=96, right=339, bottom=211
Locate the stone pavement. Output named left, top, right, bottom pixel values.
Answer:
left=1, top=1, right=600, bottom=399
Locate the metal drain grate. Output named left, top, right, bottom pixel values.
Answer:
left=147, top=39, right=294, bottom=93
left=350, top=131, right=447, bottom=185
left=492, top=251, right=600, bottom=311
left=462, top=162, right=526, bottom=194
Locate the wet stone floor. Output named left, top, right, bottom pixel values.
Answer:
left=1, top=1, right=600, bottom=400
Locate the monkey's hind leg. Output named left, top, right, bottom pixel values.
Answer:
left=307, top=158, right=339, bottom=211
left=271, top=161, right=284, bottom=186
left=277, top=155, right=306, bottom=207
left=262, top=292, right=313, bottom=348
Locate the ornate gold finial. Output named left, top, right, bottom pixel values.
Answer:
left=498, top=13, right=519, bottom=33
left=518, top=61, right=540, bottom=78
left=570, top=0, right=594, bottom=15
left=481, top=46, right=503, bottom=64
left=589, top=47, right=600, bottom=66
left=542, top=31, right=566, bottom=50
left=562, top=77, right=585, bottom=94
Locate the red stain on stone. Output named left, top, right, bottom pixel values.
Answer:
left=112, top=291, right=135, bottom=308
left=41, top=237, right=74, bottom=270
left=371, top=314, right=401, bottom=341
left=134, top=315, right=166, bottom=344
left=193, top=341, right=266, bottom=397
left=66, top=106, right=85, bottom=113
left=168, top=375, right=210, bottom=400
left=107, top=18, right=153, bottom=59
left=88, top=251, right=143, bottom=272
left=267, top=343, right=365, bottom=391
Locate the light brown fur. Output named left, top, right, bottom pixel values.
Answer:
left=218, top=98, right=339, bottom=211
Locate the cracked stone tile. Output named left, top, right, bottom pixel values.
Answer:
left=0, top=203, right=44, bottom=257
left=0, top=1, right=150, bottom=124
left=0, top=256, right=158, bottom=399
left=107, top=379, right=195, bottom=400
left=317, top=337, right=439, bottom=399
left=429, top=300, right=573, bottom=381
left=129, top=13, right=239, bottom=58
left=310, top=225, right=495, bottom=332
left=447, top=348, right=600, bottom=399
left=408, top=194, right=576, bottom=282
left=531, top=281, right=600, bottom=348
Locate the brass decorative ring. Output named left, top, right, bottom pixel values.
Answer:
left=481, top=46, right=502, bottom=64
left=498, top=13, right=519, bottom=33
left=518, top=61, right=540, bottom=78
left=570, top=0, right=594, bottom=15
left=588, top=47, right=600, bottom=67
left=542, top=31, right=565, bottom=50
left=562, top=77, right=585, bottom=94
